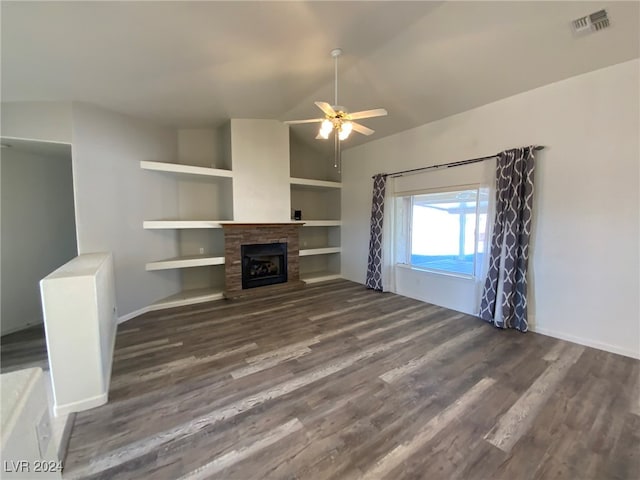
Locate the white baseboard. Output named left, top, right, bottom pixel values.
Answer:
left=147, top=292, right=224, bottom=311
left=117, top=292, right=224, bottom=324
left=117, top=306, right=149, bottom=324
left=529, top=324, right=640, bottom=360
left=54, top=391, right=108, bottom=417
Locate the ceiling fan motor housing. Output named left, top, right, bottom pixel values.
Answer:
left=283, top=47, right=387, bottom=143
left=332, top=107, right=347, bottom=118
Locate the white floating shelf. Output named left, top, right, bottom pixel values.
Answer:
left=217, top=221, right=305, bottom=225
left=290, top=177, right=342, bottom=189
left=301, top=271, right=343, bottom=284
left=146, top=255, right=225, bottom=271
left=143, top=220, right=224, bottom=229
left=148, top=288, right=224, bottom=311
left=299, top=247, right=342, bottom=257
left=141, top=161, right=233, bottom=179
left=301, top=220, right=342, bottom=227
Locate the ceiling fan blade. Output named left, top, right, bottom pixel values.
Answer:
left=351, top=122, right=375, bottom=136
left=347, top=108, right=388, bottom=120
left=283, top=118, right=324, bottom=125
left=315, top=101, right=337, bottom=117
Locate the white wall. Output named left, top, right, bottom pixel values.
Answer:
left=231, top=119, right=290, bottom=222
left=1, top=148, right=77, bottom=335
left=1, top=102, right=182, bottom=320
left=1, top=103, right=74, bottom=333
left=177, top=128, right=233, bottom=222
left=342, top=59, right=639, bottom=358
left=176, top=128, right=230, bottom=292
left=70, top=103, right=181, bottom=317
left=289, top=133, right=340, bottom=182
left=1, top=102, right=73, bottom=144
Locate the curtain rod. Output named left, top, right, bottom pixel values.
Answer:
left=373, top=146, right=545, bottom=179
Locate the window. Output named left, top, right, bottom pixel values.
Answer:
left=395, top=187, right=489, bottom=278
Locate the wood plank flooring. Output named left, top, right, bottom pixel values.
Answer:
left=1, top=323, right=49, bottom=373
left=57, top=280, right=639, bottom=479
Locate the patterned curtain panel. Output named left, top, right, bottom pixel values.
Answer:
left=479, top=146, right=536, bottom=331
left=365, top=174, right=387, bottom=291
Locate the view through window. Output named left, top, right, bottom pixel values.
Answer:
left=395, top=187, right=489, bottom=277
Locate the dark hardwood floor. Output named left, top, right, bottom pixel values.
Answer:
left=54, top=280, right=639, bottom=479
left=1, top=323, right=49, bottom=373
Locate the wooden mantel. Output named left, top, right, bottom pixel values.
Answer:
left=219, top=222, right=305, bottom=227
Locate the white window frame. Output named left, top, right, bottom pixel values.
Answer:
left=395, top=185, right=487, bottom=280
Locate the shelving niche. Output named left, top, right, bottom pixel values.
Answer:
left=289, top=135, right=342, bottom=283
left=143, top=128, right=232, bottom=307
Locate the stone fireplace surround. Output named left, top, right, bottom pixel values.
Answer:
left=222, top=223, right=305, bottom=299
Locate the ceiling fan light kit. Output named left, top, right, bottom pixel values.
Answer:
left=284, top=48, right=388, bottom=167
left=338, top=121, right=352, bottom=140
left=319, top=119, right=333, bottom=139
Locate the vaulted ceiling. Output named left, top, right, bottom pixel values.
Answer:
left=2, top=1, right=638, bottom=153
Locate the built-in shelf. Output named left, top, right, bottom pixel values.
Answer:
left=301, top=220, right=342, bottom=227
left=299, top=247, right=342, bottom=257
left=218, top=221, right=305, bottom=226
left=289, top=169, right=342, bottom=283
left=290, top=177, right=342, bottom=190
left=140, top=161, right=233, bottom=179
left=301, top=271, right=342, bottom=284
left=143, top=220, right=224, bottom=229
left=141, top=129, right=232, bottom=312
left=145, top=255, right=225, bottom=271
left=148, top=288, right=224, bottom=311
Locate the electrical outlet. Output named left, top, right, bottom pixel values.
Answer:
left=199, top=247, right=204, bottom=254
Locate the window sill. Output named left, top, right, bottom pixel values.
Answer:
left=395, top=263, right=476, bottom=281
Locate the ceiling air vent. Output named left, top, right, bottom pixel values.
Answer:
left=572, top=9, right=610, bottom=35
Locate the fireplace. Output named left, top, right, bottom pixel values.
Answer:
left=222, top=223, right=303, bottom=299
left=241, top=242, right=288, bottom=289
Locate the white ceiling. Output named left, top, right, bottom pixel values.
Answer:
left=2, top=1, right=638, bottom=154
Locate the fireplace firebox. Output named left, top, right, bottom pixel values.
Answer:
left=241, top=242, right=288, bottom=289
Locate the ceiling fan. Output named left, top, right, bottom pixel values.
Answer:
left=284, top=48, right=388, bottom=167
